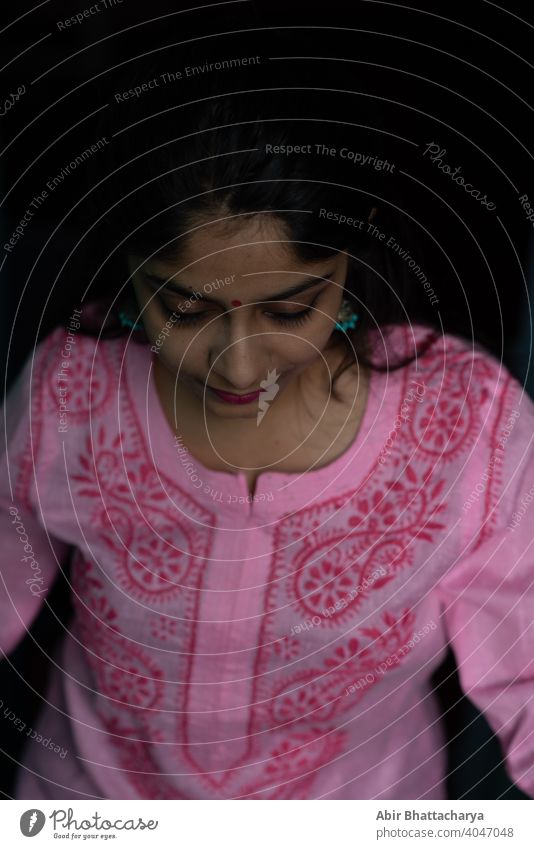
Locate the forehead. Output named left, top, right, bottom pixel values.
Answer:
left=150, top=216, right=325, bottom=278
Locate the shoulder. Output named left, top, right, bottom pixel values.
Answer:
left=370, top=322, right=534, bottom=468
left=381, top=321, right=529, bottom=416
left=408, top=326, right=534, bottom=532
left=417, top=326, right=533, bottom=435
left=366, top=321, right=518, bottom=410
left=11, top=324, right=132, bottom=438
left=371, top=321, right=510, bottom=382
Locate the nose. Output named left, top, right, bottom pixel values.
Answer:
left=208, top=314, right=266, bottom=390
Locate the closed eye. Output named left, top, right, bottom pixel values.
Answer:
left=264, top=307, right=313, bottom=326
left=157, top=291, right=324, bottom=328
left=157, top=303, right=315, bottom=327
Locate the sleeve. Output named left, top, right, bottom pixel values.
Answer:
left=0, top=333, right=71, bottom=657
left=436, top=436, right=534, bottom=798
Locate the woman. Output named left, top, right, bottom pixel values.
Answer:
left=1, top=34, right=533, bottom=800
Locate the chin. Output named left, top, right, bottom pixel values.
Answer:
left=206, top=392, right=264, bottom=412
left=210, top=405, right=259, bottom=420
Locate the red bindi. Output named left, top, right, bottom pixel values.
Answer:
left=231, top=299, right=242, bottom=306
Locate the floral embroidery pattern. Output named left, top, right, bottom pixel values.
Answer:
left=72, top=421, right=214, bottom=602
left=33, top=325, right=517, bottom=799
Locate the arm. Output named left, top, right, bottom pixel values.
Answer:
left=437, top=441, right=534, bottom=798
left=0, top=333, right=70, bottom=657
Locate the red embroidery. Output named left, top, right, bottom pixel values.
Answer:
left=407, top=346, right=501, bottom=462
left=100, top=716, right=186, bottom=799
left=45, top=334, right=115, bottom=420
left=71, top=550, right=119, bottom=634
left=265, top=609, right=417, bottom=729
left=72, top=419, right=214, bottom=602
left=14, top=331, right=59, bottom=507
left=269, top=463, right=446, bottom=626
left=475, top=373, right=515, bottom=547
left=149, top=615, right=179, bottom=641
left=83, top=626, right=165, bottom=712
left=41, top=327, right=513, bottom=798
left=237, top=727, right=348, bottom=799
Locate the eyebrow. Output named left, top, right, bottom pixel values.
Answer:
left=143, top=270, right=335, bottom=302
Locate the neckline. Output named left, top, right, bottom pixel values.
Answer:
left=124, top=340, right=402, bottom=520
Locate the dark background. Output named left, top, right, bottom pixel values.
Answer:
left=0, top=0, right=533, bottom=799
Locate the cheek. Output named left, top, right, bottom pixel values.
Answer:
left=268, top=329, right=331, bottom=365
left=157, top=335, right=208, bottom=376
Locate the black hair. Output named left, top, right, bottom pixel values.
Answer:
left=71, top=30, right=440, bottom=393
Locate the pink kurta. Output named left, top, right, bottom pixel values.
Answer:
left=1, top=322, right=533, bottom=799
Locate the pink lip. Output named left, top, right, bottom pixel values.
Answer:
left=209, top=387, right=265, bottom=404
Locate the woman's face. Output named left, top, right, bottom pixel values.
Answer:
left=128, top=216, right=349, bottom=420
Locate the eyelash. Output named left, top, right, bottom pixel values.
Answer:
left=158, top=299, right=316, bottom=327
left=269, top=308, right=313, bottom=327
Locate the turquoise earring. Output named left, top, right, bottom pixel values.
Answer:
left=335, top=298, right=359, bottom=332
left=119, top=311, right=144, bottom=331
